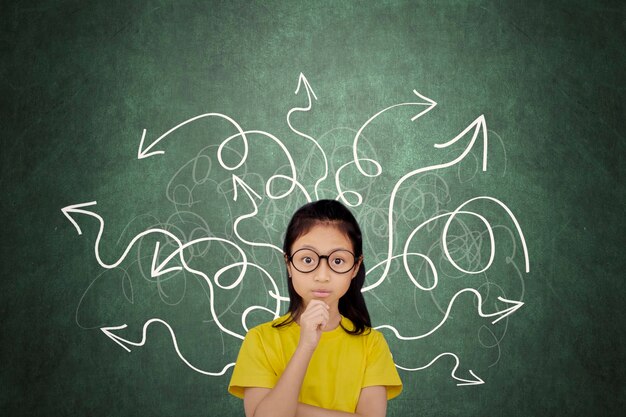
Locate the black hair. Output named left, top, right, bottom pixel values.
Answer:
left=273, top=199, right=371, bottom=335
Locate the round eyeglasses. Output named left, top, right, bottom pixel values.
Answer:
left=287, top=248, right=358, bottom=274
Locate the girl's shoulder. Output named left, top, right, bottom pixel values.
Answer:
left=340, top=317, right=383, bottom=339
left=246, top=314, right=295, bottom=336
left=350, top=324, right=390, bottom=349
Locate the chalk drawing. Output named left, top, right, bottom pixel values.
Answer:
left=63, top=73, right=528, bottom=386
left=395, top=352, right=485, bottom=386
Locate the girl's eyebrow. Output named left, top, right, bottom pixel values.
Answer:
left=296, top=244, right=352, bottom=252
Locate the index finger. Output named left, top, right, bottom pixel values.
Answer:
left=307, top=300, right=330, bottom=310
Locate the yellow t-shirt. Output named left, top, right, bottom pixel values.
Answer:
left=228, top=315, right=402, bottom=413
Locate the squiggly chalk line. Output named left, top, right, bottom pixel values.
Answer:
left=64, top=73, right=528, bottom=385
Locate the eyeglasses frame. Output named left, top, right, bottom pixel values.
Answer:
left=286, top=248, right=361, bottom=274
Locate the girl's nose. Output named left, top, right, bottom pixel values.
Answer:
left=314, top=260, right=331, bottom=282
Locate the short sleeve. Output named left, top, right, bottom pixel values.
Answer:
left=228, top=327, right=278, bottom=398
left=362, top=331, right=403, bottom=400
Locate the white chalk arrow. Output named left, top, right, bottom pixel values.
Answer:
left=396, top=352, right=485, bottom=386
left=293, top=72, right=318, bottom=109
left=364, top=196, right=530, bottom=293
left=62, top=201, right=98, bottom=235
left=100, top=319, right=235, bottom=376
left=230, top=175, right=282, bottom=253
left=376, top=288, right=523, bottom=340
left=352, top=89, right=437, bottom=177
left=286, top=73, right=327, bottom=200
left=150, top=240, right=183, bottom=277
left=137, top=112, right=248, bottom=159
left=214, top=128, right=310, bottom=201
left=372, top=115, right=489, bottom=288
left=150, top=235, right=248, bottom=283
left=64, top=201, right=279, bottom=342
left=61, top=201, right=183, bottom=270
left=174, top=249, right=282, bottom=341
left=149, top=236, right=277, bottom=342
left=232, top=174, right=262, bottom=202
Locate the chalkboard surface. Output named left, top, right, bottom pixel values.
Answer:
left=1, top=1, right=624, bottom=416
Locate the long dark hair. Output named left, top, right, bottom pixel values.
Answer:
left=273, top=199, right=371, bottom=335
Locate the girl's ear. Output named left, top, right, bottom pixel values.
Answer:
left=351, top=255, right=363, bottom=279
left=284, top=253, right=292, bottom=278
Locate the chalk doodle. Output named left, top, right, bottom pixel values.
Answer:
left=63, top=73, right=529, bottom=386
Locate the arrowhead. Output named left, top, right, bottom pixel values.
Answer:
left=491, top=297, right=524, bottom=324
left=432, top=115, right=488, bottom=172
left=151, top=241, right=183, bottom=278
left=457, top=370, right=485, bottom=386
left=295, top=73, right=318, bottom=101
left=100, top=324, right=132, bottom=352
left=410, top=90, right=437, bottom=121
left=232, top=175, right=262, bottom=202
left=61, top=201, right=98, bottom=235
left=137, top=129, right=165, bottom=159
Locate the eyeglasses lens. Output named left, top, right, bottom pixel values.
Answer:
left=291, top=249, right=355, bottom=273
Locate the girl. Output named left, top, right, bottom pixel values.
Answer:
left=229, top=199, right=402, bottom=417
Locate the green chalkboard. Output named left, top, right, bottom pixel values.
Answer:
left=2, top=1, right=624, bottom=416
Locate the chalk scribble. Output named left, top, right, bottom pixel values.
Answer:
left=63, top=73, right=529, bottom=386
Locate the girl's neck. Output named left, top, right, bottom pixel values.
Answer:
left=322, top=312, right=342, bottom=332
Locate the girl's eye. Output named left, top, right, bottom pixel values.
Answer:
left=303, top=256, right=313, bottom=264
left=332, top=258, right=345, bottom=265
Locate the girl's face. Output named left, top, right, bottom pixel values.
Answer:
left=285, top=222, right=362, bottom=312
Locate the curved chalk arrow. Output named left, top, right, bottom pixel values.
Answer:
left=374, top=115, right=489, bottom=289
left=375, top=288, right=523, bottom=340
left=61, top=201, right=184, bottom=270
left=231, top=175, right=282, bottom=253
left=216, top=129, right=311, bottom=202
left=100, top=319, right=235, bottom=376
left=352, top=89, right=437, bottom=177
left=364, top=197, right=529, bottom=292
left=286, top=72, right=328, bottom=200
left=152, top=235, right=284, bottom=340
left=138, top=112, right=248, bottom=159
left=151, top=235, right=248, bottom=284
left=396, top=352, right=484, bottom=386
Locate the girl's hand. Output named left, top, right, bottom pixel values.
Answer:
left=297, top=300, right=330, bottom=352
